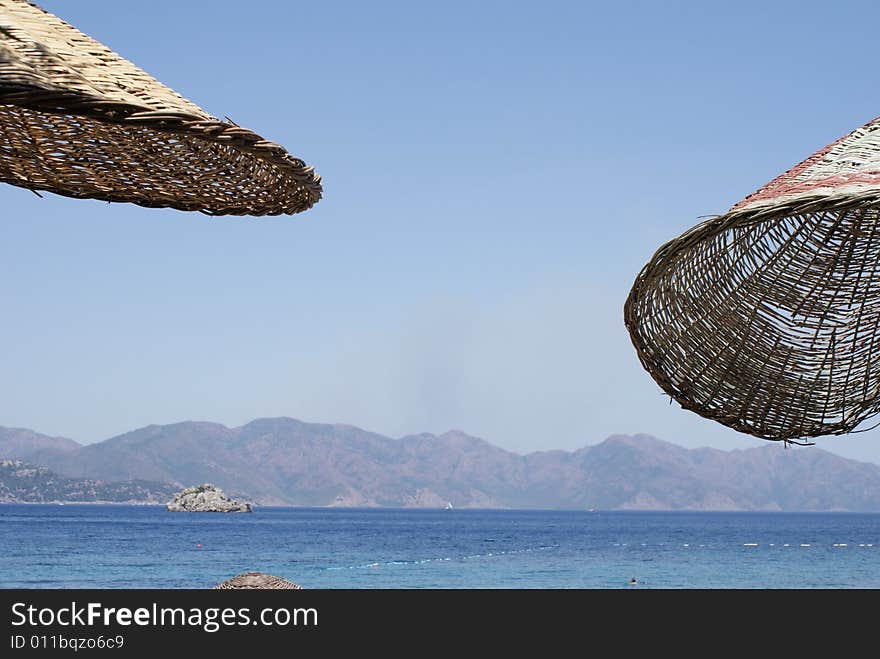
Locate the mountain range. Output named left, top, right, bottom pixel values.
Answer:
left=2, top=418, right=880, bottom=511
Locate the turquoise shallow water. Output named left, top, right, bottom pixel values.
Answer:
left=1, top=505, right=877, bottom=588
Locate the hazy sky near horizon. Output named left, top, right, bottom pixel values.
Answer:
left=4, top=1, right=880, bottom=464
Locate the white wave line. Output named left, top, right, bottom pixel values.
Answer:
left=324, top=544, right=558, bottom=571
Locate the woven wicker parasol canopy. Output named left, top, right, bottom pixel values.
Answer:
left=214, top=572, right=302, bottom=589
left=0, top=0, right=321, bottom=215
left=626, top=114, right=880, bottom=442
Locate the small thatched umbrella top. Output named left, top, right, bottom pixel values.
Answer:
left=214, top=572, right=302, bottom=589
left=626, top=114, right=880, bottom=442
left=0, top=0, right=321, bottom=215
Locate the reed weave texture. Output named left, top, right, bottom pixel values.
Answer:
left=214, top=572, right=303, bottom=589
left=626, top=116, right=880, bottom=441
left=0, top=0, right=321, bottom=215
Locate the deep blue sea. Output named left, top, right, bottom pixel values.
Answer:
left=1, top=505, right=877, bottom=589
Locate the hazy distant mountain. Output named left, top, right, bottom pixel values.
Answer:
left=3, top=419, right=880, bottom=510
left=0, top=427, right=80, bottom=462
left=0, top=459, right=176, bottom=504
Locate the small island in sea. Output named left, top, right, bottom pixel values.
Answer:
left=166, top=483, right=252, bottom=513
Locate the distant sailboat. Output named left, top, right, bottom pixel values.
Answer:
left=444, top=501, right=454, bottom=510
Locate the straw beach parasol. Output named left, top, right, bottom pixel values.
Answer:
left=0, top=0, right=321, bottom=215
left=214, top=572, right=303, bottom=589
left=626, top=114, right=880, bottom=442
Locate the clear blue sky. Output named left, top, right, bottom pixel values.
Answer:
left=4, top=0, right=880, bottom=463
